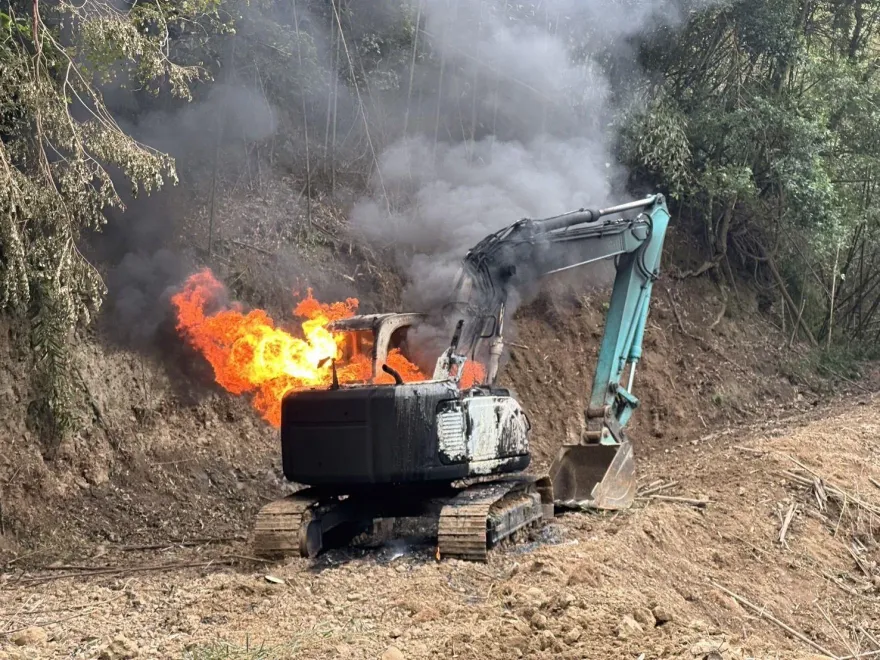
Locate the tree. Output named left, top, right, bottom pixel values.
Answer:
left=622, top=0, right=880, bottom=349
left=0, top=0, right=224, bottom=440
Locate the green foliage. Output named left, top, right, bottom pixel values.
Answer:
left=622, top=0, right=880, bottom=348
left=697, top=163, right=756, bottom=204
left=779, top=342, right=872, bottom=392
left=0, top=0, right=213, bottom=441
left=619, top=96, right=692, bottom=199
left=733, top=0, right=800, bottom=60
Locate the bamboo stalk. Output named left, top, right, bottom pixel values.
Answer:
left=639, top=481, right=679, bottom=497
left=292, top=0, right=312, bottom=229
left=403, top=0, right=423, bottom=140
left=779, top=502, right=797, bottom=547
left=324, top=1, right=335, bottom=177
left=710, top=582, right=838, bottom=657
left=790, top=284, right=807, bottom=347
left=763, top=248, right=819, bottom=346
left=828, top=241, right=841, bottom=348
left=785, top=456, right=880, bottom=517
left=488, top=0, right=508, bottom=159
left=641, top=494, right=709, bottom=508
left=331, top=11, right=340, bottom=194
left=432, top=0, right=453, bottom=163
left=470, top=0, right=482, bottom=150
left=819, top=603, right=858, bottom=658
left=332, top=0, right=388, bottom=210
left=15, top=558, right=250, bottom=585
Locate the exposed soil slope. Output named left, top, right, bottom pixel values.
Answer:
left=0, top=242, right=832, bottom=559
left=0, top=264, right=815, bottom=558
left=2, top=394, right=879, bottom=659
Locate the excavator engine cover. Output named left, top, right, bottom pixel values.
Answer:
left=549, top=441, right=636, bottom=510
left=280, top=381, right=530, bottom=488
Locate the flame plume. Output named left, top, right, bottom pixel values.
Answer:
left=172, top=269, right=484, bottom=427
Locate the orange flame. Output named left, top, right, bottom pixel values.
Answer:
left=172, top=269, right=485, bottom=426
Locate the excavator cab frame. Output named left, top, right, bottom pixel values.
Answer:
left=327, top=313, right=426, bottom=382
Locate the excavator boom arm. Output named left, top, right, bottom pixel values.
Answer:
left=445, top=194, right=671, bottom=511
left=455, top=194, right=670, bottom=432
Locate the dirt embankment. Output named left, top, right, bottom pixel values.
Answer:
left=1, top=395, right=879, bottom=659
left=0, top=260, right=818, bottom=554
left=0, top=222, right=836, bottom=561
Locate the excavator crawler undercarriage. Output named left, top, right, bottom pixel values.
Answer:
left=253, top=475, right=553, bottom=562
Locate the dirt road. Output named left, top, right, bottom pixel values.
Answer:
left=2, top=397, right=879, bottom=660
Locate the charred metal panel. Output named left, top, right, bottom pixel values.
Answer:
left=280, top=380, right=466, bottom=487
left=433, top=392, right=531, bottom=476
left=469, top=455, right=531, bottom=476
left=328, top=313, right=426, bottom=380
left=388, top=381, right=454, bottom=476
left=281, top=380, right=529, bottom=490
left=464, top=395, right=530, bottom=476
left=463, top=395, right=529, bottom=461
left=328, top=313, right=426, bottom=333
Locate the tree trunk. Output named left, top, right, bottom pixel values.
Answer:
left=763, top=248, right=819, bottom=346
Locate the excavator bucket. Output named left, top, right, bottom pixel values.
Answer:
left=548, top=441, right=636, bottom=510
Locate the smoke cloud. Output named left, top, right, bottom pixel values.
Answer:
left=95, top=81, right=279, bottom=349
left=354, top=134, right=621, bottom=311
left=91, top=0, right=723, bottom=366
left=350, top=0, right=712, bottom=315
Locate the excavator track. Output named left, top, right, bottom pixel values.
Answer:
left=437, top=477, right=551, bottom=562
left=254, top=477, right=553, bottom=561
left=253, top=490, right=326, bottom=558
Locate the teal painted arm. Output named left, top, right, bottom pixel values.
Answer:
left=453, top=194, right=670, bottom=443
left=587, top=197, right=670, bottom=440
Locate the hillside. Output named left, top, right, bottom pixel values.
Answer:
left=0, top=176, right=878, bottom=659
left=0, top=194, right=832, bottom=556
left=6, top=0, right=880, bottom=656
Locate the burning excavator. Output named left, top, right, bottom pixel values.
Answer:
left=246, top=194, right=671, bottom=561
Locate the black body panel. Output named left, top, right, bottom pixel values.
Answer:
left=280, top=381, right=529, bottom=488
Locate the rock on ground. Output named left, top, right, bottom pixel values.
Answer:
left=616, top=614, right=644, bottom=640
left=652, top=604, right=674, bottom=624
left=10, top=627, right=47, bottom=647
left=99, top=635, right=140, bottom=659
left=691, top=639, right=730, bottom=657
left=380, top=646, right=405, bottom=660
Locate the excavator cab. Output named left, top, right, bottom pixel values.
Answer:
left=327, top=313, right=426, bottom=382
